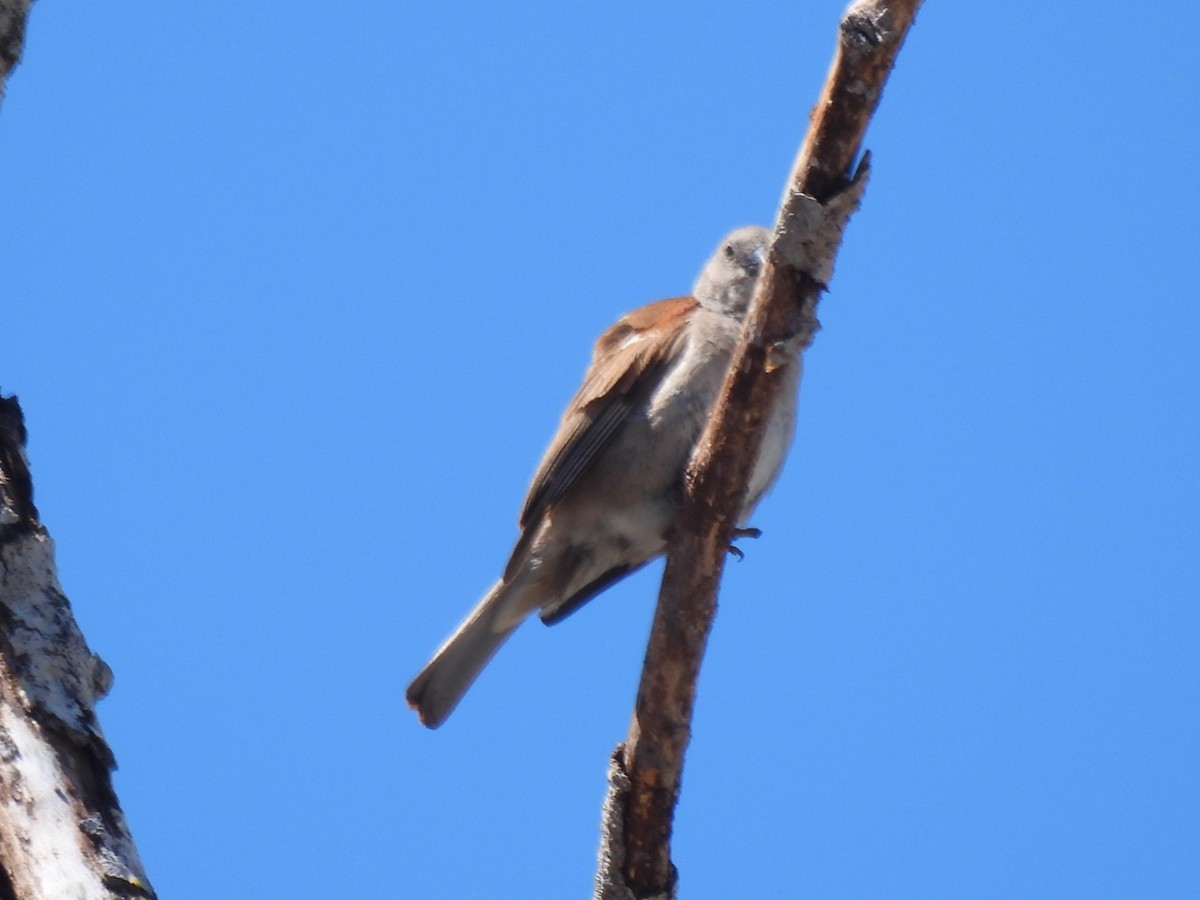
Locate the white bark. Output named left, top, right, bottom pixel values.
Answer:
left=0, top=398, right=154, bottom=899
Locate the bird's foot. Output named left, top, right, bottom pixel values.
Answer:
left=727, top=527, right=762, bottom=561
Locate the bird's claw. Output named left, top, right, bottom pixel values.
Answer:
left=726, top=527, right=762, bottom=562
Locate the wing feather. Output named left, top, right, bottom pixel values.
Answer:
left=517, top=296, right=695, bottom=533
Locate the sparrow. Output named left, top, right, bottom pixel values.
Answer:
left=406, top=225, right=801, bottom=728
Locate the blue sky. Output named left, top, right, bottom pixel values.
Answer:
left=4, top=2, right=1198, bottom=897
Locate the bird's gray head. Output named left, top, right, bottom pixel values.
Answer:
left=692, top=225, right=772, bottom=319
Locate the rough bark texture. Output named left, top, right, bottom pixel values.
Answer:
left=595, top=2, right=924, bottom=897
left=0, top=398, right=156, bottom=899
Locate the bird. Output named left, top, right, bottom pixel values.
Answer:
left=406, top=225, right=801, bottom=728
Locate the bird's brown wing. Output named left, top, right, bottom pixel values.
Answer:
left=504, top=296, right=695, bottom=579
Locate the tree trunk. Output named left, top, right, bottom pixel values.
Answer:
left=0, top=399, right=156, bottom=899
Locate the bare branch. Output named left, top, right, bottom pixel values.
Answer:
left=597, top=2, right=924, bottom=896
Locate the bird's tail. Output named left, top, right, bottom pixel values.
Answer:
left=406, top=580, right=525, bottom=728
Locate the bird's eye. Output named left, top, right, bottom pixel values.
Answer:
left=723, top=243, right=736, bottom=261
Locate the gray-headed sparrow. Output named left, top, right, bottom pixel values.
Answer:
left=407, top=226, right=800, bottom=727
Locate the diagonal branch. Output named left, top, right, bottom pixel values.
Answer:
left=595, top=2, right=924, bottom=897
